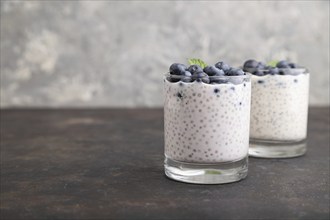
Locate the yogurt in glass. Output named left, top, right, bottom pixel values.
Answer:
left=164, top=61, right=251, bottom=184
left=244, top=60, right=309, bottom=158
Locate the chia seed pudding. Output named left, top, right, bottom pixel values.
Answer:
left=164, top=80, right=251, bottom=163
left=243, top=59, right=309, bottom=158
left=164, top=60, right=251, bottom=184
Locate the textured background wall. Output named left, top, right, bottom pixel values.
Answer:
left=1, top=1, right=329, bottom=108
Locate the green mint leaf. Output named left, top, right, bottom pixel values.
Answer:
left=188, top=58, right=208, bottom=69
left=267, top=60, right=278, bottom=67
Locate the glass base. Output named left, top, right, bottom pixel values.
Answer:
left=249, top=138, right=307, bottom=158
left=164, top=156, right=248, bottom=184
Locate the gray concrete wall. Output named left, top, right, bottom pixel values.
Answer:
left=1, top=1, right=329, bottom=107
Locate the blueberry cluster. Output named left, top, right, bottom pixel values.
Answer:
left=167, top=62, right=245, bottom=84
left=243, top=59, right=299, bottom=76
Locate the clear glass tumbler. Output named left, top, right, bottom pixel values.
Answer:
left=163, top=73, right=251, bottom=184
left=249, top=68, right=310, bottom=158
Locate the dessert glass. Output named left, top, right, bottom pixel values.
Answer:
left=164, top=73, right=251, bottom=184
left=249, top=68, right=309, bottom=158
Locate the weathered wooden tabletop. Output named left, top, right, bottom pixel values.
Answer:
left=1, top=108, right=329, bottom=220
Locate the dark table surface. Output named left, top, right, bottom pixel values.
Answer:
left=1, top=107, right=329, bottom=220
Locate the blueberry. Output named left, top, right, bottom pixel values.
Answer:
left=268, top=67, right=279, bottom=75
left=226, top=68, right=245, bottom=76
left=188, top=65, right=203, bottom=74
left=192, top=72, right=210, bottom=83
left=169, top=63, right=187, bottom=75
left=210, top=78, right=228, bottom=84
left=202, top=78, right=210, bottom=84
left=257, top=62, right=266, bottom=69
left=215, top=61, right=230, bottom=73
left=276, top=60, right=290, bottom=68
left=243, top=59, right=259, bottom=71
left=192, top=72, right=206, bottom=78
left=166, top=75, right=180, bottom=82
left=253, top=70, right=264, bottom=76
left=278, top=70, right=286, bottom=75
left=289, top=63, right=297, bottom=68
left=184, top=71, right=192, bottom=76
left=181, top=71, right=193, bottom=82
left=203, top=65, right=225, bottom=76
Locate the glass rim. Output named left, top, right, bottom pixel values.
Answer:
left=245, top=67, right=307, bottom=70
left=243, top=67, right=308, bottom=72
left=164, top=72, right=251, bottom=79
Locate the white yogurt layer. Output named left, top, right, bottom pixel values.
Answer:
left=164, top=80, right=251, bottom=163
left=250, top=73, right=309, bottom=141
